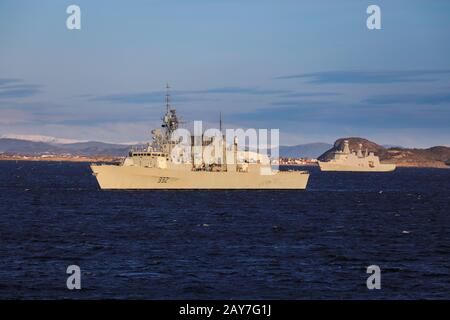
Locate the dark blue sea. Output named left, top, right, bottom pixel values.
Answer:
left=0, top=161, right=449, bottom=299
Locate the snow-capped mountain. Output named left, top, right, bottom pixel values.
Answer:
left=0, top=134, right=87, bottom=145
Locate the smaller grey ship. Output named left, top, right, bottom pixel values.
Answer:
left=318, top=140, right=396, bottom=172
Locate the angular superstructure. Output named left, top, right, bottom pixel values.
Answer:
left=318, top=140, right=396, bottom=172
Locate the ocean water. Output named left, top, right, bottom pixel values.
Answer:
left=0, top=160, right=449, bottom=299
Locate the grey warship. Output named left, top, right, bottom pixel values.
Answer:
left=90, top=86, right=310, bottom=189
left=318, top=140, right=396, bottom=172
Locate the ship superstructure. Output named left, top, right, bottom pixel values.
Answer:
left=318, top=140, right=396, bottom=172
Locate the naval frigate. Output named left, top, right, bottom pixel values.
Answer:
left=318, top=140, right=396, bottom=172
left=90, top=86, right=310, bottom=189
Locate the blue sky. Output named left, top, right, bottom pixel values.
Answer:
left=1, top=0, right=450, bottom=146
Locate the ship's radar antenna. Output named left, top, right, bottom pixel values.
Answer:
left=161, top=83, right=180, bottom=139
left=165, top=83, right=171, bottom=112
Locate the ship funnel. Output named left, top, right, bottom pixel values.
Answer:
left=357, top=143, right=363, bottom=158
left=342, top=140, right=350, bottom=154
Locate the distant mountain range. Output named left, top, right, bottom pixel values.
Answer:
left=0, top=134, right=87, bottom=145
left=0, top=138, right=131, bottom=156
left=0, top=136, right=332, bottom=159
left=319, top=137, right=450, bottom=168
left=279, top=143, right=333, bottom=159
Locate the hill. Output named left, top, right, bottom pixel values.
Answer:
left=0, top=138, right=132, bottom=156
left=0, top=137, right=332, bottom=159
left=0, top=138, right=62, bottom=154
left=318, top=137, right=450, bottom=168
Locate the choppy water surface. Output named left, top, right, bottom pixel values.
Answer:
left=0, top=161, right=449, bottom=299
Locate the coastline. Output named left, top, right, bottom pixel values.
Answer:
left=1, top=155, right=448, bottom=168
left=283, top=162, right=449, bottom=169
left=394, top=161, right=449, bottom=169
left=0, top=155, right=121, bottom=163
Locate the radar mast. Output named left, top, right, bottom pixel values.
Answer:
left=162, top=83, right=179, bottom=136
left=165, top=83, right=171, bottom=113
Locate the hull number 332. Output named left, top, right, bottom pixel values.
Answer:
left=158, top=177, right=170, bottom=183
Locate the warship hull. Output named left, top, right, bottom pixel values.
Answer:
left=318, top=161, right=396, bottom=172
left=91, top=164, right=309, bottom=190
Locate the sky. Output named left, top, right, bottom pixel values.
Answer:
left=1, top=0, right=450, bottom=147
